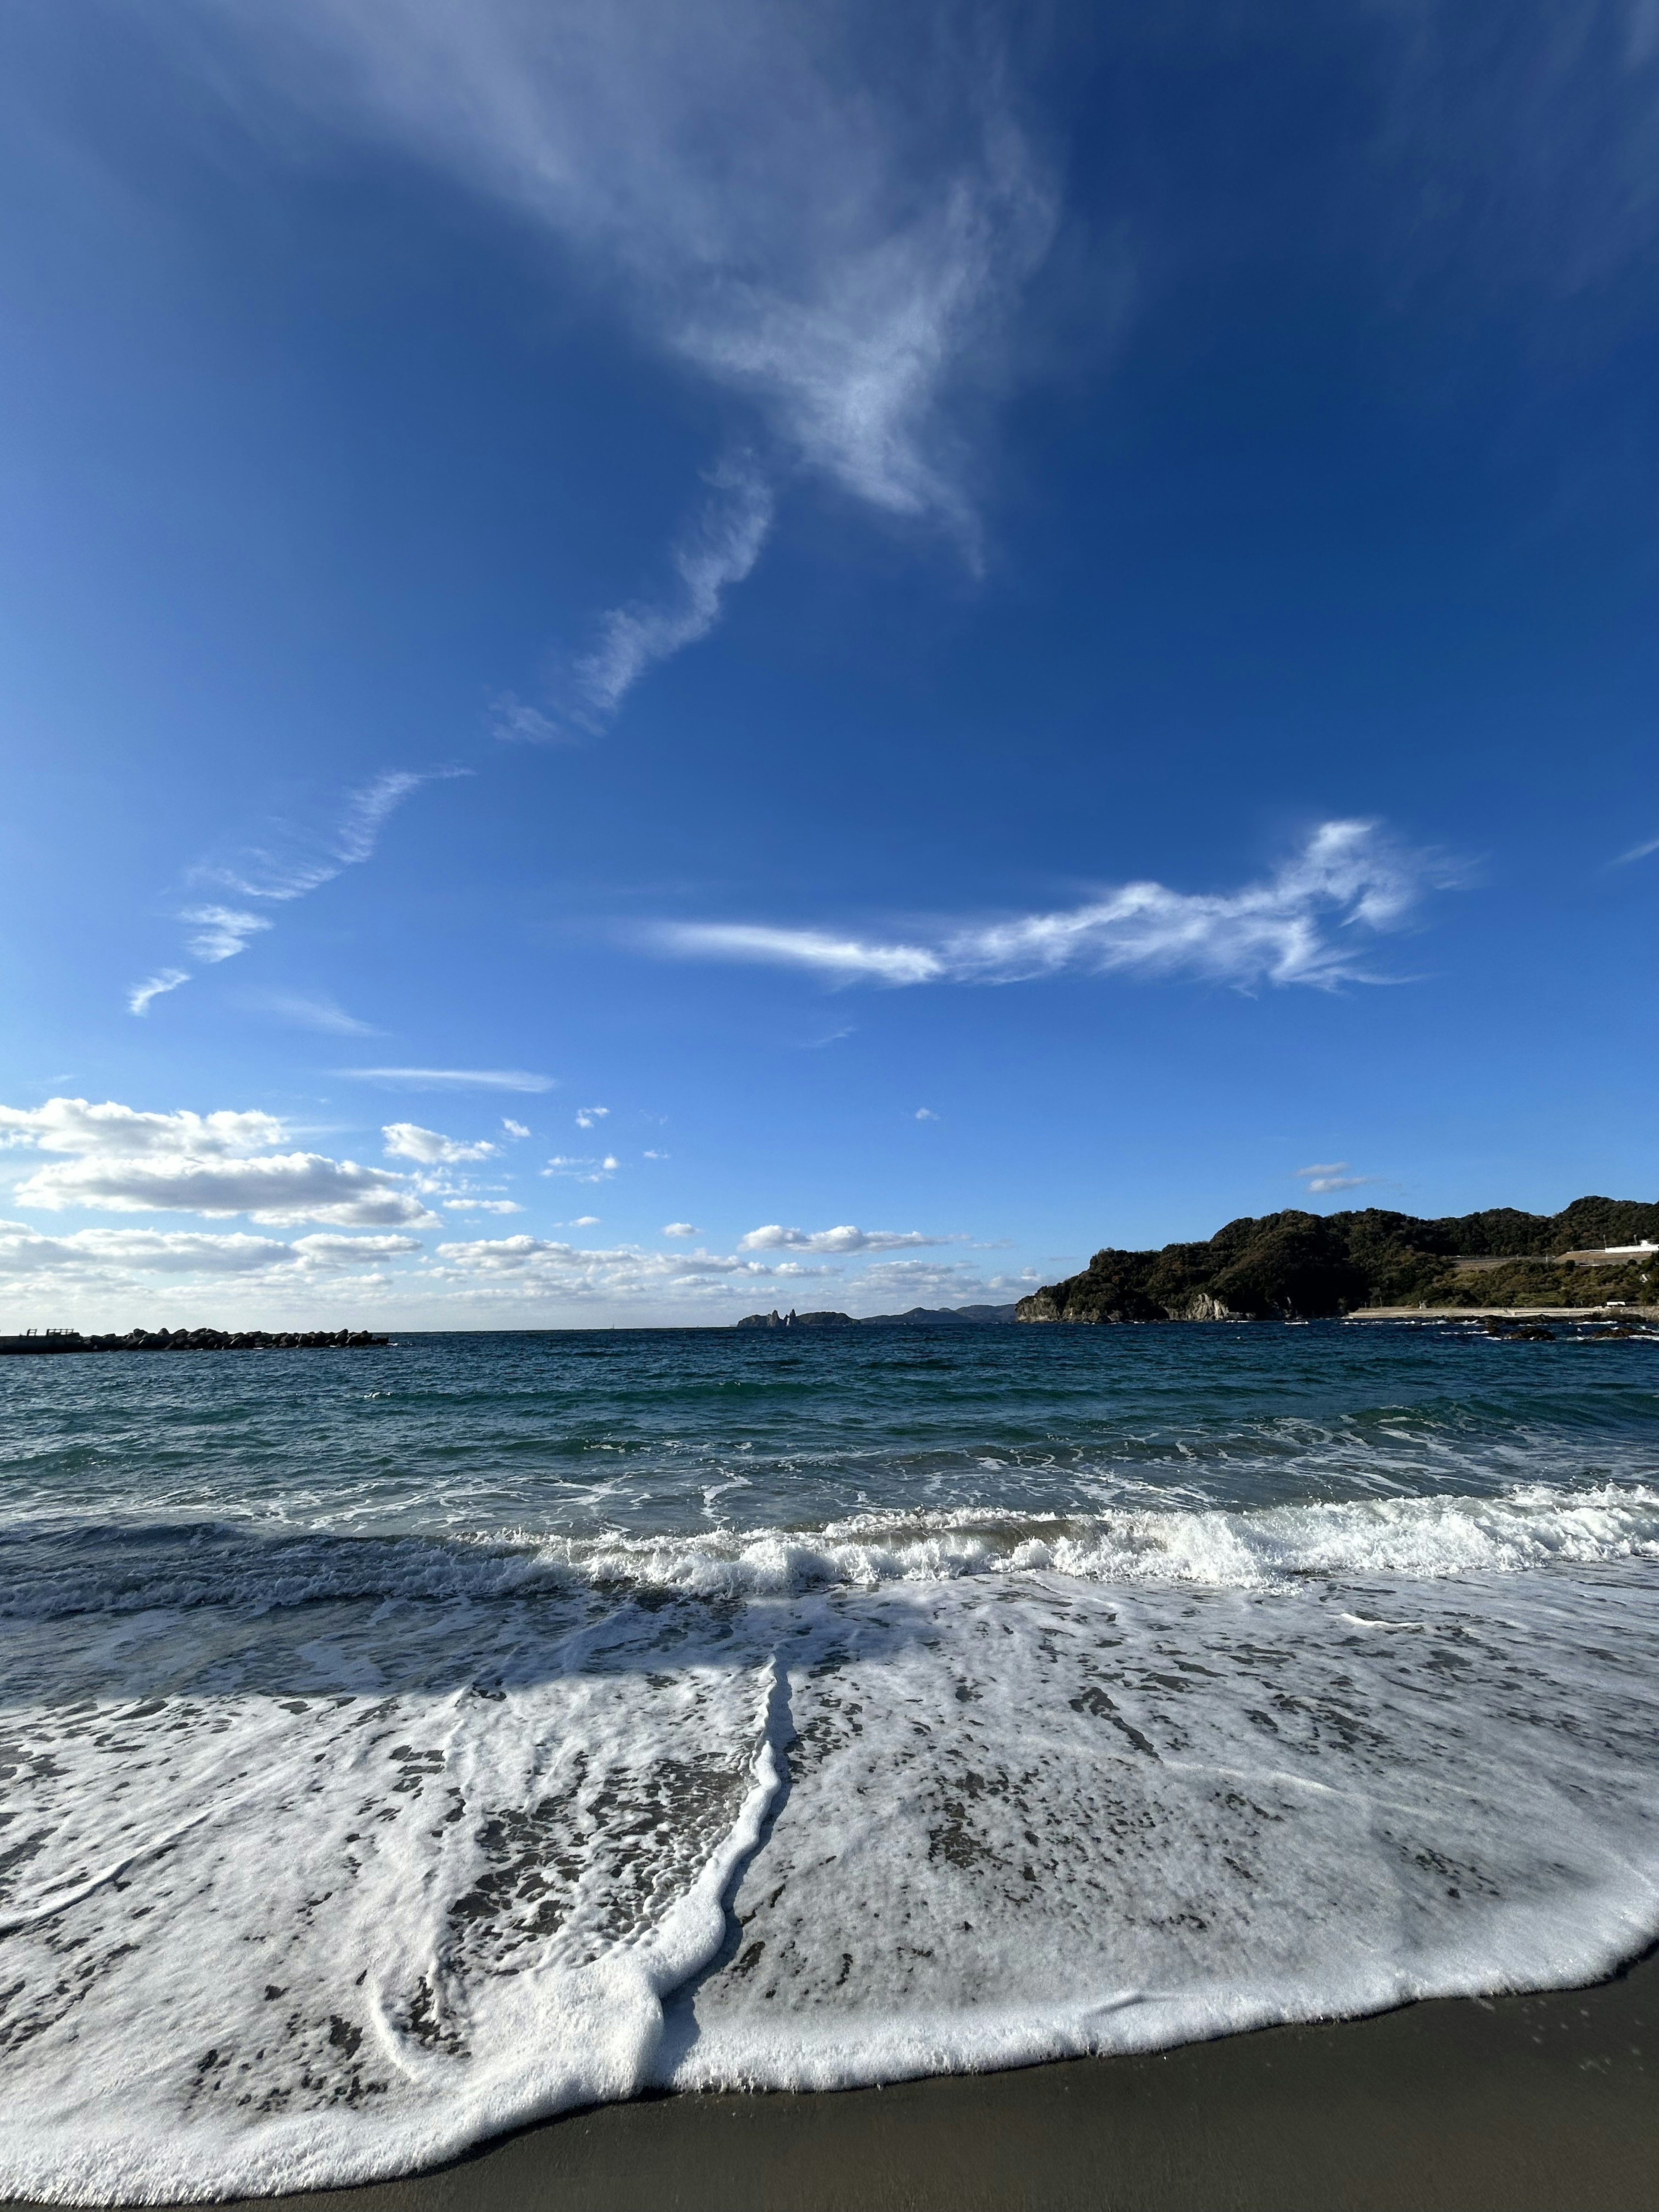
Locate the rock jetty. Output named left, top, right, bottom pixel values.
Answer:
left=0, top=1327, right=389, bottom=1355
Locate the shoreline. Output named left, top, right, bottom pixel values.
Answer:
left=13, top=1954, right=1653, bottom=2212
left=1348, top=1304, right=1659, bottom=1319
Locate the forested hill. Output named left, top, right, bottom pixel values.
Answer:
left=1015, top=1198, right=1659, bottom=1323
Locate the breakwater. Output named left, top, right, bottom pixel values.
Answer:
left=0, top=1326, right=389, bottom=1355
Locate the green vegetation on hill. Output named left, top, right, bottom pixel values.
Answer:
left=1016, top=1199, right=1659, bottom=1324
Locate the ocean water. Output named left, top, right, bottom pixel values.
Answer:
left=3, top=1320, right=1658, bottom=2202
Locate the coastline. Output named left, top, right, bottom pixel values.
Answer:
left=15, top=1954, right=1650, bottom=2212
left=1348, top=1305, right=1659, bottom=1320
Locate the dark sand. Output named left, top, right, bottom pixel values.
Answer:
left=17, top=1952, right=1653, bottom=2212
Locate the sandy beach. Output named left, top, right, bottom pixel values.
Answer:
left=9, top=1952, right=1641, bottom=2212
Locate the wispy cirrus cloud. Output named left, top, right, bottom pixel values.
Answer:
left=340, top=1068, right=556, bottom=1094
left=129, top=769, right=464, bottom=1017
left=181, top=907, right=273, bottom=962
left=654, top=822, right=1455, bottom=995
left=1294, top=1161, right=1378, bottom=1195
left=193, top=0, right=1059, bottom=721
left=194, top=769, right=464, bottom=904
left=245, top=990, right=382, bottom=1036
left=128, top=970, right=190, bottom=1017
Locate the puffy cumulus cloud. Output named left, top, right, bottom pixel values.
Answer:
left=441, top=1198, right=524, bottom=1214
left=573, top=1106, right=610, bottom=1131
left=655, top=823, right=1458, bottom=995
left=0, top=1225, right=420, bottom=1279
left=0, top=1100, right=288, bottom=1158
left=382, top=1121, right=500, bottom=1165
left=429, top=1233, right=833, bottom=1307
left=848, top=1256, right=1040, bottom=1308
left=662, top=1222, right=700, bottom=1238
left=0, top=1098, right=437, bottom=1229
left=738, top=1224, right=945, bottom=1253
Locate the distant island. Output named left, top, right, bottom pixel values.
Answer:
left=736, top=1304, right=1018, bottom=1329
left=1015, top=1198, right=1659, bottom=1323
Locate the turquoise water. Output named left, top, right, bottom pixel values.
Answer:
left=3, top=1321, right=1658, bottom=2199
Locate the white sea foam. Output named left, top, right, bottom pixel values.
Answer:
left=549, top=1482, right=1659, bottom=1599
left=1, top=1496, right=1657, bottom=2201
left=8, top=1483, right=1653, bottom=1626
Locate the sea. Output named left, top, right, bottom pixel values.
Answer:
left=3, top=1319, right=1657, bottom=2203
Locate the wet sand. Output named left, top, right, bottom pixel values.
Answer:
left=17, top=1951, right=1650, bottom=2212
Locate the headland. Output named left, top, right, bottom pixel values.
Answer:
left=1018, top=1195, right=1659, bottom=1323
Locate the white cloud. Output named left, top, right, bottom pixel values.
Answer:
left=662, top=1222, right=700, bottom=1238
left=1294, top=1161, right=1378, bottom=1195
left=382, top=1121, right=500, bottom=1165
left=189, top=0, right=1058, bottom=712
left=0, top=1098, right=437, bottom=1228
left=128, top=969, right=191, bottom=1017
left=543, top=1154, right=620, bottom=1184
left=206, top=3, right=1054, bottom=520
left=442, top=1198, right=523, bottom=1214
left=429, top=1232, right=819, bottom=1305
left=249, top=990, right=382, bottom=1036
left=140, top=769, right=466, bottom=1014
left=573, top=464, right=772, bottom=725
left=200, top=770, right=458, bottom=905
left=340, top=1068, right=556, bottom=1093
left=643, top=1149, right=669, bottom=1160
left=915, top=1107, right=939, bottom=1120
left=849, top=1256, right=1036, bottom=1308
left=1612, top=833, right=1659, bottom=866
left=660, top=925, right=944, bottom=985
left=289, top=1233, right=424, bottom=1266
left=502, top=1119, right=531, bottom=1138
left=180, top=906, right=273, bottom=962
left=738, top=1223, right=945, bottom=1254
left=0, top=1224, right=420, bottom=1280
left=574, top=1106, right=610, bottom=1130
left=654, top=823, right=1452, bottom=994
left=489, top=693, right=574, bottom=745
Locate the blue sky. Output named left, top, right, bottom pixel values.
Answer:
left=3, top=0, right=1657, bottom=1326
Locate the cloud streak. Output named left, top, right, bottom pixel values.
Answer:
left=130, top=769, right=464, bottom=1016
left=654, top=822, right=1451, bottom=994
left=569, top=466, right=772, bottom=728
left=195, top=0, right=1058, bottom=714
left=340, top=1068, right=557, bottom=1093
left=128, top=970, right=190, bottom=1017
